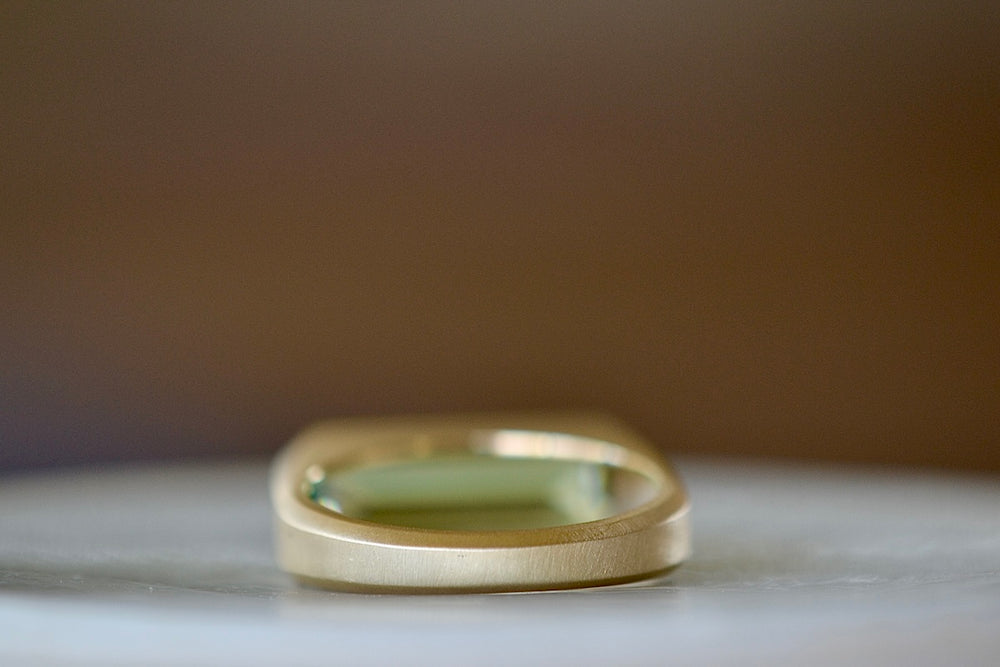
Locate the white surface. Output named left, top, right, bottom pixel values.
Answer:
left=1, top=459, right=999, bottom=666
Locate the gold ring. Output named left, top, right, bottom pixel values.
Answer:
left=269, top=413, right=690, bottom=593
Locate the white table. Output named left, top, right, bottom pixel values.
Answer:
left=2, top=459, right=998, bottom=665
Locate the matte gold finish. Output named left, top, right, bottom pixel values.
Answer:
left=269, top=414, right=690, bottom=593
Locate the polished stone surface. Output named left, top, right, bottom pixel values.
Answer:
left=307, top=455, right=647, bottom=530
left=2, top=459, right=998, bottom=665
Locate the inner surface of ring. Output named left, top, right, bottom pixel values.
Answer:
left=303, top=435, right=661, bottom=531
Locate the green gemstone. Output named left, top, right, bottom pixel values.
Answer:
left=305, top=455, right=652, bottom=531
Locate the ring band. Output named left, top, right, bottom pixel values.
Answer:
left=269, top=413, right=690, bottom=593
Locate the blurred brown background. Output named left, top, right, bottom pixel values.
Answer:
left=3, top=3, right=998, bottom=471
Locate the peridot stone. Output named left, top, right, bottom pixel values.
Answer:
left=305, top=455, right=650, bottom=531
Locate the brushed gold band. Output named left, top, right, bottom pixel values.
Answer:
left=269, top=414, right=690, bottom=593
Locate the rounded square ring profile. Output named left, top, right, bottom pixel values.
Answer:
left=269, top=413, right=690, bottom=593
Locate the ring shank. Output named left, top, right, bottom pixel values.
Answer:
left=270, top=414, right=690, bottom=593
